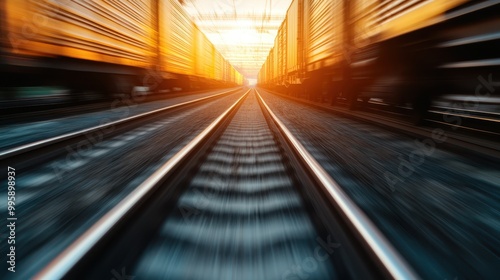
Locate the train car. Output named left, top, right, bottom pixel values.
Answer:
left=1, top=0, right=156, bottom=102
left=193, top=25, right=243, bottom=89
left=260, top=47, right=273, bottom=89
left=158, top=0, right=243, bottom=90
left=1, top=0, right=243, bottom=106
left=223, top=59, right=231, bottom=86
left=285, top=0, right=303, bottom=95
left=158, top=0, right=243, bottom=91
left=350, top=0, right=500, bottom=120
left=300, top=0, right=344, bottom=100
left=278, top=19, right=287, bottom=91
left=193, top=25, right=213, bottom=89
left=158, top=0, right=196, bottom=91
left=258, top=0, right=500, bottom=121
left=271, top=46, right=277, bottom=86
left=213, top=50, right=223, bottom=84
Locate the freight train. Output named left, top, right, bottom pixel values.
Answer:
left=258, top=0, right=500, bottom=122
left=0, top=0, right=244, bottom=105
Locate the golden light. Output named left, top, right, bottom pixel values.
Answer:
left=183, top=0, right=292, bottom=79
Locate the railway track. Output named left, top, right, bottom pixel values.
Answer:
left=320, top=93, right=500, bottom=140
left=0, top=87, right=244, bottom=172
left=256, top=89, right=500, bottom=279
left=264, top=89, right=500, bottom=161
left=0, top=88, right=249, bottom=279
left=356, top=98, right=500, bottom=141
left=0, top=88, right=241, bottom=125
left=34, top=89, right=418, bottom=279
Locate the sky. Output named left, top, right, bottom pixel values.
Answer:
left=182, top=0, right=293, bottom=80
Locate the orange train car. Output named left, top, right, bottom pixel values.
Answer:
left=258, top=0, right=500, bottom=120
left=1, top=0, right=243, bottom=104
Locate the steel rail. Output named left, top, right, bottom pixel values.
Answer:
left=258, top=88, right=500, bottom=161
left=255, top=89, right=420, bottom=280
left=0, top=87, right=243, bottom=160
left=34, top=88, right=250, bottom=279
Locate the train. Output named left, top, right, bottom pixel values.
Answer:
left=258, top=0, right=500, bottom=122
left=0, top=0, right=244, bottom=105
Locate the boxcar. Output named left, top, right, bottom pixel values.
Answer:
left=1, top=0, right=243, bottom=105
left=258, top=0, right=500, bottom=120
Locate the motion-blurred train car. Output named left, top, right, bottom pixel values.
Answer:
left=1, top=0, right=156, bottom=103
left=258, top=0, right=500, bottom=120
left=259, top=0, right=344, bottom=97
left=0, top=0, right=243, bottom=107
left=158, top=0, right=242, bottom=91
left=353, top=0, right=500, bottom=119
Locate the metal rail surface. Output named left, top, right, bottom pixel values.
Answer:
left=35, top=88, right=418, bottom=279
left=0, top=88, right=242, bottom=161
left=255, top=89, right=419, bottom=280
left=259, top=88, right=500, bottom=161
left=34, top=88, right=251, bottom=279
